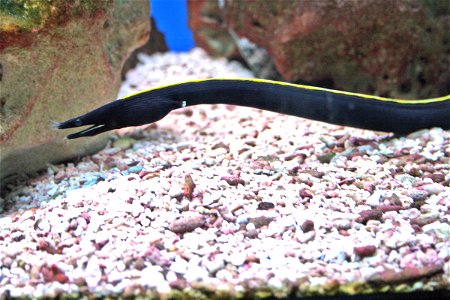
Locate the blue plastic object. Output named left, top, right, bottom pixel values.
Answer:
left=151, top=0, right=195, bottom=52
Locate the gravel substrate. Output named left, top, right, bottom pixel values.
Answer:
left=1, top=49, right=449, bottom=299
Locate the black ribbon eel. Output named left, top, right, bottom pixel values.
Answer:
left=56, top=78, right=450, bottom=139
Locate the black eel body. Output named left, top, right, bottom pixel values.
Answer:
left=57, top=78, right=450, bottom=139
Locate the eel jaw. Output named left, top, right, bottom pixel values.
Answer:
left=54, top=117, right=111, bottom=139
left=65, top=124, right=108, bottom=139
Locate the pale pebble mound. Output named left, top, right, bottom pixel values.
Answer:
left=1, top=48, right=449, bottom=299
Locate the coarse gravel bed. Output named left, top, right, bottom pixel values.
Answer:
left=0, top=49, right=449, bottom=299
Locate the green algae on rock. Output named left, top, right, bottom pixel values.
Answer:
left=0, top=0, right=107, bottom=33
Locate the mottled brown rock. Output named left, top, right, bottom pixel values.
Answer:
left=37, top=239, right=57, bottom=254
left=169, top=278, right=188, bottom=290
left=40, top=264, right=69, bottom=283
left=0, top=0, right=150, bottom=183
left=187, top=0, right=241, bottom=60
left=249, top=215, right=275, bottom=228
left=245, top=229, right=259, bottom=239
left=257, top=202, right=275, bottom=210
left=411, top=212, right=440, bottom=226
left=356, top=209, right=383, bottom=224
left=211, top=141, right=230, bottom=151
left=354, top=245, right=377, bottom=257
left=301, top=220, right=315, bottom=233
left=299, top=188, right=314, bottom=199
left=375, top=205, right=405, bottom=212
left=54, top=273, right=69, bottom=284
left=183, top=174, right=196, bottom=199
left=369, top=262, right=443, bottom=283
left=169, top=214, right=206, bottom=234
left=221, top=176, right=245, bottom=186
left=41, top=266, right=54, bottom=283
left=222, top=0, right=449, bottom=98
left=425, top=173, right=445, bottom=183
left=143, top=245, right=171, bottom=267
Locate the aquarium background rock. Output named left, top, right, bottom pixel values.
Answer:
left=187, top=0, right=242, bottom=60
left=188, top=0, right=450, bottom=99
left=0, top=0, right=150, bottom=182
left=122, top=17, right=168, bottom=80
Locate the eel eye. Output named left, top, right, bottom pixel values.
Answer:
left=74, top=118, right=83, bottom=126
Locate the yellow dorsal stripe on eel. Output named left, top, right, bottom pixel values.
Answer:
left=122, top=78, right=450, bottom=105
